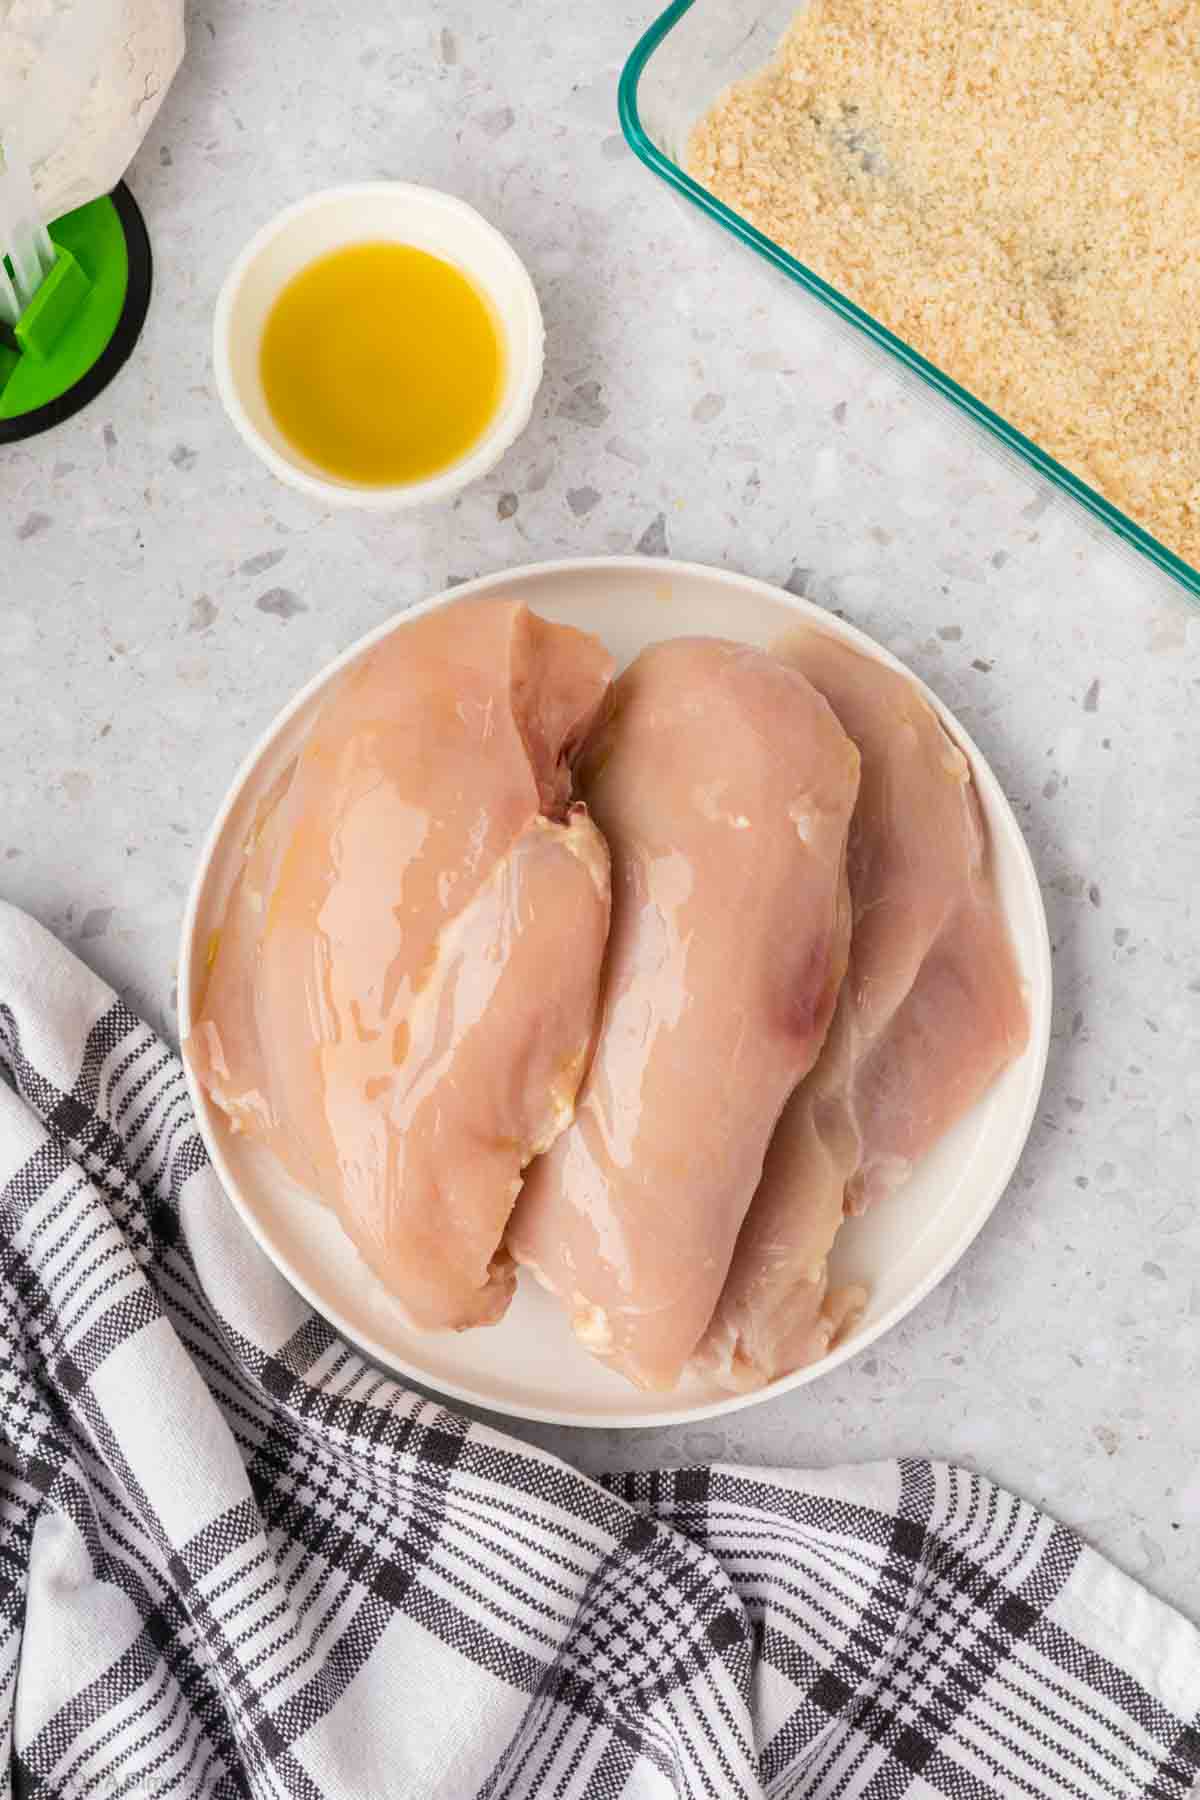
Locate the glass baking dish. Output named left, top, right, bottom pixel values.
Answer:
left=619, top=0, right=1200, bottom=604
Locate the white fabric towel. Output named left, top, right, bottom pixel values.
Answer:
left=0, top=901, right=1197, bottom=1800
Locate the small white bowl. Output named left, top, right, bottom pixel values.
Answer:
left=212, top=182, right=544, bottom=509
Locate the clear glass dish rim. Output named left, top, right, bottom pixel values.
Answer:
left=618, top=0, right=1200, bottom=605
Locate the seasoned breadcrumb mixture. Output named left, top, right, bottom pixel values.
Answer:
left=687, top=0, right=1200, bottom=565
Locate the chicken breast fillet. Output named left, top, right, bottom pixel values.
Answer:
left=698, top=629, right=1030, bottom=1391
left=187, top=599, right=613, bottom=1331
left=506, top=637, right=860, bottom=1391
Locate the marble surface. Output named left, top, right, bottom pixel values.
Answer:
left=2, top=0, right=1198, bottom=1620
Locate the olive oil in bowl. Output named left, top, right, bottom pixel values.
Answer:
left=260, top=241, right=504, bottom=487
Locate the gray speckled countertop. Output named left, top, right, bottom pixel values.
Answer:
left=3, top=1, right=1199, bottom=1620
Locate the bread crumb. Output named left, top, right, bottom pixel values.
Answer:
left=687, top=0, right=1200, bottom=567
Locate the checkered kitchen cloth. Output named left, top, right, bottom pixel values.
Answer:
left=1, top=902, right=1197, bottom=1800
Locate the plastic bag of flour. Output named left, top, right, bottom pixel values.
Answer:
left=0, top=0, right=185, bottom=222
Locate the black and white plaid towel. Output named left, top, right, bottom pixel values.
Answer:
left=1, top=901, right=1197, bottom=1800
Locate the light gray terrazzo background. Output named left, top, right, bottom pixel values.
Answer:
left=2, top=1, right=1198, bottom=1619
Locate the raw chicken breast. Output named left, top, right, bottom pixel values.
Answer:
left=506, top=637, right=860, bottom=1391
left=698, top=629, right=1029, bottom=1390
left=187, top=599, right=613, bottom=1331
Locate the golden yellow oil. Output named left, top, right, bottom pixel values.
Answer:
left=259, top=241, right=504, bottom=486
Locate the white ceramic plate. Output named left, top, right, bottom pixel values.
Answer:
left=179, top=557, right=1051, bottom=1428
